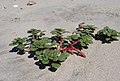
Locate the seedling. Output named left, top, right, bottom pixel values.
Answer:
left=76, top=22, right=96, bottom=36
left=27, top=28, right=45, bottom=39
left=9, top=24, right=95, bottom=70
left=9, top=37, right=27, bottom=50
left=71, top=23, right=96, bottom=49
left=96, top=26, right=120, bottom=43
left=9, top=37, right=28, bottom=54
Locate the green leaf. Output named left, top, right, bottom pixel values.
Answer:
left=64, top=36, right=71, bottom=40
left=58, top=53, right=69, bottom=61
left=43, top=50, right=53, bottom=60
left=37, top=56, right=43, bottom=60
left=30, top=47, right=37, bottom=51
left=58, top=56, right=66, bottom=61
left=71, top=34, right=79, bottom=40
left=62, top=52, right=70, bottom=57
left=40, top=57, right=49, bottom=64
left=118, top=32, right=120, bottom=37
left=27, top=28, right=41, bottom=35
left=9, top=41, right=17, bottom=46
left=51, top=28, right=69, bottom=36
left=80, top=42, right=86, bottom=46
left=79, top=35, right=93, bottom=47
left=84, top=24, right=96, bottom=31
left=42, top=60, right=49, bottom=64
left=51, top=63, right=61, bottom=69
left=53, top=57, right=58, bottom=61
left=35, top=51, right=43, bottom=55
left=9, top=37, right=27, bottom=46
left=17, top=44, right=25, bottom=50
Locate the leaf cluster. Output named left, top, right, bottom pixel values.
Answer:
left=96, top=26, right=120, bottom=42
left=66, top=23, right=96, bottom=48
left=82, top=24, right=96, bottom=33
left=37, top=49, right=69, bottom=68
left=51, top=28, right=69, bottom=36
left=27, top=28, right=45, bottom=39
left=9, top=37, right=27, bottom=50
left=9, top=28, right=70, bottom=69
left=30, top=37, right=55, bottom=51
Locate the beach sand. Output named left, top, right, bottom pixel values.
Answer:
left=0, top=0, right=120, bottom=81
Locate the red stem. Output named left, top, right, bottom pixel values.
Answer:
left=61, top=40, right=86, bottom=58
left=70, top=40, right=79, bottom=46
left=58, top=36, right=63, bottom=51
left=79, top=24, right=84, bottom=29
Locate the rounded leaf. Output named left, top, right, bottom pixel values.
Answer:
left=51, top=63, right=61, bottom=69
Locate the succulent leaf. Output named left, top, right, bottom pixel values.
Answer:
left=58, top=53, right=69, bottom=61
left=51, top=63, right=61, bottom=69
left=17, top=44, right=25, bottom=50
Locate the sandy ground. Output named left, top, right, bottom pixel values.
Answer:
left=0, top=0, right=120, bottom=81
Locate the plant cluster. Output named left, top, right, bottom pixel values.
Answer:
left=68, top=22, right=96, bottom=49
left=96, top=26, right=120, bottom=43
left=9, top=23, right=120, bottom=71
left=10, top=28, right=70, bottom=69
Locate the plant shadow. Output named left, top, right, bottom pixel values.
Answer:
left=9, top=47, right=38, bottom=60
left=74, top=42, right=88, bottom=50
left=28, top=51, right=35, bottom=58
left=9, top=47, right=25, bottom=55
left=50, top=36, right=59, bottom=43
left=35, top=61, right=57, bottom=72
left=9, top=47, right=57, bottom=72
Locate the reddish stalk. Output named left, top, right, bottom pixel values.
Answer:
left=57, top=35, right=86, bottom=58
left=79, top=23, right=84, bottom=29
left=61, top=40, right=86, bottom=58
left=58, top=35, right=63, bottom=51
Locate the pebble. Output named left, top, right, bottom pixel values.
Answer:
left=27, top=1, right=36, bottom=6
left=13, top=5, right=18, bottom=8
left=0, top=6, right=7, bottom=10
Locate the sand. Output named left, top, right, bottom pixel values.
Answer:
left=0, top=0, right=120, bottom=81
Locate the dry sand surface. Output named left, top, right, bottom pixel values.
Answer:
left=0, top=0, right=120, bottom=81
